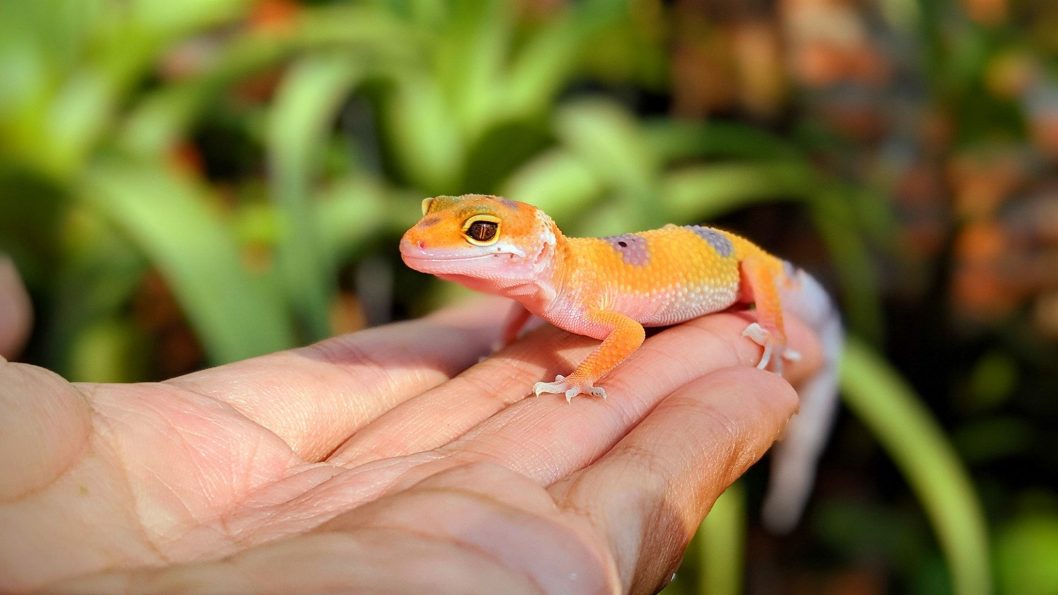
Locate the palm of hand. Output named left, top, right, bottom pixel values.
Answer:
left=1, top=299, right=814, bottom=593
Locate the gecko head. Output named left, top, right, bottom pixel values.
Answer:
left=400, top=194, right=560, bottom=290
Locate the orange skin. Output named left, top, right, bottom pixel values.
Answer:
left=400, top=194, right=798, bottom=401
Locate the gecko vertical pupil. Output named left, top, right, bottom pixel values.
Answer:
left=467, top=220, right=498, bottom=242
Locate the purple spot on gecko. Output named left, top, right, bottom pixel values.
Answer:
left=604, top=233, right=650, bottom=266
left=499, top=198, right=520, bottom=210
left=688, top=226, right=733, bottom=257
left=419, top=216, right=440, bottom=227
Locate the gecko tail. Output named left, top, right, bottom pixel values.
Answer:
left=762, top=264, right=843, bottom=533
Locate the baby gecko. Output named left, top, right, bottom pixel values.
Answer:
left=400, top=194, right=843, bottom=531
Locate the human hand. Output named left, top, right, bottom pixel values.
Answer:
left=0, top=298, right=819, bottom=593
left=0, top=256, right=31, bottom=359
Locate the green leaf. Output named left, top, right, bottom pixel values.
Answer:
left=120, top=35, right=292, bottom=156
left=808, top=187, right=884, bottom=343
left=435, top=0, right=510, bottom=139
left=120, top=5, right=422, bottom=156
left=313, top=177, right=391, bottom=263
left=42, top=214, right=148, bottom=379
left=68, top=318, right=147, bottom=383
left=130, top=0, right=250, bottom=35
left=841, top=339, right=991, bottom=595
left=384, top=72, right=464, bottom=192
left=556, top=100, right=657, bottom=191
left=84, top=161, right=294, bottom=363
left=660, top=161, right=815, bottom=221
left=500, top=149, right=602, bottom=221
left=698, top=483, right=745, bottom=595
left=555, top=100, right=662, bottom=224
left=269, top=54, right=362, bottom=340
left=501, top=0, right=628, bottom=119
left=642, top=120, right=801, bottom=162
left=45, top=68, right=115, bottom=176
left=996, top=512, right=1058, bottom=595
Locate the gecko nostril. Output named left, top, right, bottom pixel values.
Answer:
left=417, top=240, right=426, bottom=250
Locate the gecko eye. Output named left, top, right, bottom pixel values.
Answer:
left=462, top=215, right=500, bottom=246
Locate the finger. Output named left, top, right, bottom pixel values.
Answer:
left=319, top=461, right=619, bottom=594
left=548, top=367, right=799, bottom=593
left=328, top=323, right=588, bottom=466
left=334, top=311, right=820, bottom=478
left=0, top=256, right=32, bottom=360
left=164, top=298, right=507, bottom=461
left=0, top=363, right=91, bottom=501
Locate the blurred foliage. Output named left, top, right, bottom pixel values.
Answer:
left=2, top=0, right=1058, bottom=593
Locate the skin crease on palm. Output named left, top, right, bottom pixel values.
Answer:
left=0, top=277, right=821, bottom=593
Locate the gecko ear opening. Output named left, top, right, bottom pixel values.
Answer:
left=421, top=197, right=436, bottom=216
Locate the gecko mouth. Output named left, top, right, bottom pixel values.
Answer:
left=404, top=250, right=503, bottom=260
left=400, top=250, right=524, bottom=276
left=401, top=253, right=513, bottom=264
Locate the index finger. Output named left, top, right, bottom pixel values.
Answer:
left=164, top=298, right=508, bottom=461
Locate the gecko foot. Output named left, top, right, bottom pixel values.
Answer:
left=741, top=323, right=800, bottom=374
left=533, top=375, right=607, bottom=402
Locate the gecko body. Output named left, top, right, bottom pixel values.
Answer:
left=401, top=194, right=843, bottom=531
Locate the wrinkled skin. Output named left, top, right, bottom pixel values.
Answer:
left=0, top=293, right=818, bottom=594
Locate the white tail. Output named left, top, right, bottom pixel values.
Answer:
left=762, top=265, right=843, bottom=533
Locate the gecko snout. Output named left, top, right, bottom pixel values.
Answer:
left=398, top=230, right=434, bottom=261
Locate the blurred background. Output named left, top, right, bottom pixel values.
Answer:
left=1, top=0, right=1056, bottom=593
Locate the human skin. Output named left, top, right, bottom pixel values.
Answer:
left=0, top=256, right=32, bottom=359
left=0, top=298, right=818, bottom=594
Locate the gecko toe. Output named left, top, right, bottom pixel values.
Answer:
left=533, top=375, right=570, bottom=398
left=742, top=322, right=768, bottom=344
left=756, top=344, right=773, bottom=370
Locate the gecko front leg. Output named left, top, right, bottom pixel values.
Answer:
left=494, top=302, right=533, bottom=351
left=533, top=310, right=645, bottom=402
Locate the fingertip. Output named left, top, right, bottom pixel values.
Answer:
left=0, top=255, right=32, bottom=359
left=694, top=366, right=801, bottom=436
left=778, top=315, right=826, bottom=388
left=647, top=367, right=798, bottom=472
left=0, top=363, right=92, bottom=500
